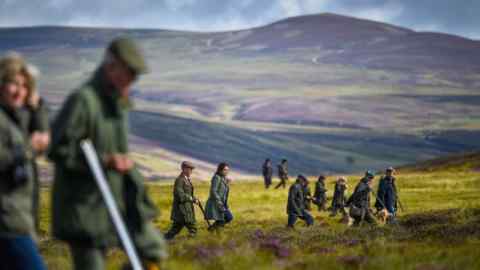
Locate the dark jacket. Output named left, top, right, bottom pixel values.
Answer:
left=262, top=163, right=273, bottom=179
left=278, top=163, right=288, bottom=180
left=314, top=180, right=327, bottom=200
left=287, top=182, right=305, bottom=216
left=331, top=182, right=347, bottom=208
left=375, top=176, right=397, bottom=212
left=347, top=178, right=372, bottom=209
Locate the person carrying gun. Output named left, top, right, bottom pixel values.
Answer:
left=165, top=161, right=199, bottom=240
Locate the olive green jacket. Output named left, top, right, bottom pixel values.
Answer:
left=205, top=174, right=229, bottom=221
left=170, top=174, right=196, bottom=223
left=314, top=180, right=327, bottom=200
left=48, top=69, right=158, bottom=247
left=0, top=105, right=35, bottom=237
left=287, top=182, right=305, bottom=216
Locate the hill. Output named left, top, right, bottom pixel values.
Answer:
left=399, top=151, right=480, bottom=172
left=1, top=13, right=480, bottom=174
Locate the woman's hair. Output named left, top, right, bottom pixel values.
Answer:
left=0, top=52, right=37, bottom=101
left=216, top=162, right=230, bottom=174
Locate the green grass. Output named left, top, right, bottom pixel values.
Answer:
left=38, top=168, right=480, bottom=269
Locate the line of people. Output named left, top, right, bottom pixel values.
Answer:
left=285, top=167, right=400, bottom=228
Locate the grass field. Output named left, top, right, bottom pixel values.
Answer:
left=38, top=162, right=480, bottom=269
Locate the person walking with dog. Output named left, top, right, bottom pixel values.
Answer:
left=375, top=167, right=398, bottom=224
left=346, top=171, right=377, bottom=227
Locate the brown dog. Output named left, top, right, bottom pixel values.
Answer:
left=375, top=208, right=391, bottom=224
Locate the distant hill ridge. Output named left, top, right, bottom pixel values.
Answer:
left=399, top=152, right=480, bottom=172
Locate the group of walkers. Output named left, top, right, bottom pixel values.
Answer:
left=262, top=158, right=399, bottom=228
left=0, top=36, right=399, bottom=270
left=284, top=166, right=399, bottom=228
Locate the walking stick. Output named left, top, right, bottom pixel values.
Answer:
left=81, top=140, right=143, bottom=270
left=196, top=200, right=212, bottom=228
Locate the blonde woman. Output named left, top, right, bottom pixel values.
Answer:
left=0, top=53, right=47, bottom=269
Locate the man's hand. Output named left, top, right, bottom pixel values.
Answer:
left=104, top=153, right=134, bottom=174
left=30, top=132, right=50, bottom=153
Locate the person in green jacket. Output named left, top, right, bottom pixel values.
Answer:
left=205, top=162, right=233, bottom=231
left=313, top=175, right=328, bottom=211
left=346, top=171, right=377, bottom=227
left=330, top=177, right=348, bottom=219
left=0, top=53, right=47, bottom=269
left=286, top=175, right=313, bottom=228
left=48, top=37, right=166, bottom=270
left=164, top=161, right=198, bottom=239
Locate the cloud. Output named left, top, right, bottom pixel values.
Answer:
left=0, top=0, right=478, bottom=39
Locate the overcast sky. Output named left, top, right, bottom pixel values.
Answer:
left=0, top=0, right=478, bottom=39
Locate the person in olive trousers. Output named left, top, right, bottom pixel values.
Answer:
left=165, top=161, right=198, bottom=239
left=48, top=37, right=167, bottom=270
left=205, top=162, right=233, bottom=231
left=0, top=53, right=48, bottom=270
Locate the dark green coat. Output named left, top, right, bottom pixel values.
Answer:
left=331, top=182, right=347, bottom=208
left=347, top=178, right=372, bottom=209
left=287, top=182, right=305, bottom=216
left=205, top=174, right=229, bottom=221
left=314, top=180, right=327, bottom=201
left=48, top=69, right=158, bottom=247
left=278, top=163, right=288, bottom=180
left=0, top=106, right=35, bottom=237
left=170, top=174, right=195, bottom=223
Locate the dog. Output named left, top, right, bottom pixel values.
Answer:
left=375, top=208, right=391, bottom=224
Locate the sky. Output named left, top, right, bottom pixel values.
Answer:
left=0, top=0, right=478, bottom=39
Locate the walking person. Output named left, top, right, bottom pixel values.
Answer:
left=313, top=175, right=328, bottom=211
left=286, top=175, right=314, bottom=228
left=262, top=158, right=273, bottom=189
left=205, top=163, right=233, bottom=231
left=275, top=159, right=289, bottom=189
left=48, top=37, right=167, bottom=270
left=164, top=161, right=198, bottom=240
left=347, top=171, right=377, bottom=227
left=0, top=53, right=47, bottom=270
left=330, top=177, right=348, bottom=222
left=375, top=167, right=398, bottom=224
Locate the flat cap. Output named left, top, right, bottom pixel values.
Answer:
left=107, top=37, right=148, bottom=75
left=181, top=161, right=195, bottom=169
left=365, top=170, right=375, bottom=178
left=297, top=174, right=308, bottom=182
